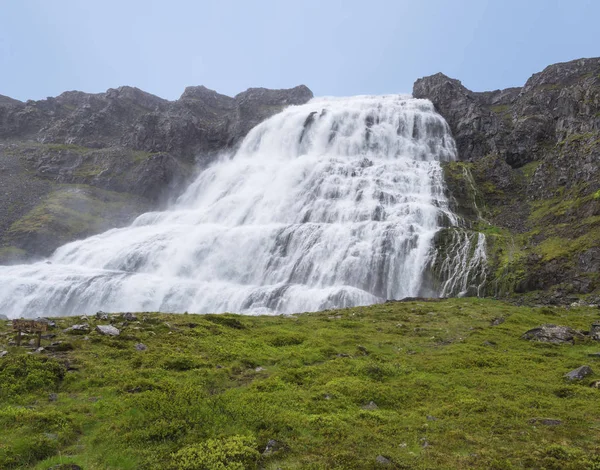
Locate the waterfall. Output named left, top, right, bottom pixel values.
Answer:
left=0, top=95, right=486, bottom=317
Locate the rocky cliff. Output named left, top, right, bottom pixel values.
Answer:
left=414, top=58, right=600, bottom=302
left=0, top=85, right=313, bottom=261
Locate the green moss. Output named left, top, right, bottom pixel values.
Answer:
left=537, top=230, right=600, bottom=262
left=520, top=160, right=542, bottom=180
left=2, top=300, right=600, bottom=469
left=490, top=104, right=510, bottom=114
left=170, top=436, right=259, bottom=470
left=0, top=246, right=27, bottom=263
left=594, top=190, right=600, bottom=200
left=6, top=185, right=149, bottom=248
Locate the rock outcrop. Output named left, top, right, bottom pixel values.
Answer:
left=0, top=84, right=313, bottom=261
left=414, top=58, right=600, bottom=301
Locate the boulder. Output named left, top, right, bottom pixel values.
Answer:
left=96, top=311, right=109, bottom=321
left=96, top=325, right=120, bottom=336
left=521, top=324, right=583, bottom=344
left=565, top=365, right=593, bottom=381
left=591, top=322, right=600, bottom=341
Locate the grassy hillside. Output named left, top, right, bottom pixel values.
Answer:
left=1, top=298, right=600, bottom=469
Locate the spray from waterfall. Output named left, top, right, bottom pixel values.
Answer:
left=0, top=95, right=486, bottom=317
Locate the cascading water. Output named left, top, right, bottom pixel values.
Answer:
left=0, top=95, right=486, bottom=318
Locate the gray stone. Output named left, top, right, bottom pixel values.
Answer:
left=565, top=365, right=593, bottom=381
left=0, top=351, right=7, bottom=358
left=96, top=311, right=109, bottom=321
left=96, top=325, right=120, bottom=336
left=362, top=401, right=378, bottom=410
left=135, top=343, right=147, bottom=351
left=376, top=455, right=391, bottom=466
left=491, top=317, right=505, bottom=326
left=263, top=439, right=282, bottom=456
left=521, top=325, right=583, bottom=344
left=65, top=323, right=90, bottom=334
left=35, top=317, right=56, bottom=328
left=122, top=312, right=138, bottom=321
left=49, top=393, right=58, bottom=402
left=591, top=322, right=600, bottom=341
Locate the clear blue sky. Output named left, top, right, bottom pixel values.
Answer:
left=1, top=0, right=598, bottom=101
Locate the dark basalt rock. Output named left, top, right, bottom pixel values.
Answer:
left=414, top=58, right=600, bottom=168
left=416, top=58, right=600, bottom=300
left=0, top=84, right=313, bottom=261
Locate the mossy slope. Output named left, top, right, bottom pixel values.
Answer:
left=2, top=299, right=600, bottom=469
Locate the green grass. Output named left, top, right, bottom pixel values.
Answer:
left=2, top=299, right=600, bottom=469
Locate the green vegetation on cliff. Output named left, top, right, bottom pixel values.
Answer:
left=2, top=299, right=600, bottom=469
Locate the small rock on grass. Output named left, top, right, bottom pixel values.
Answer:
left=362, top=401, right=378, bottom=410
left=263, top=439, right=282, bottom=456
left=96, top=311, right=108, bottom=321
left=521, top=324, right=583, bottom=344
left=35, top=317, right=56, bottom=328
left=376, top=455, right=392, bottom=465
left=591, top=322, right=600, bottom=341
left=65, top=324, right=90, bottom=334
left=135, top=343, right=147, bottom=351
left=565, top=365, right=593, bottom=381
left=96, top=325, right=120, bottom=336
left=0, top=351, right=7, bottom=358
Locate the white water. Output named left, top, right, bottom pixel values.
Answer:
left=0, top=95, right=474, bottom=318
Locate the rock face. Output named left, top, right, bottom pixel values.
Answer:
left=414, top=58, right=600, bottom=300
left=0, top=85, right=313, bottom=261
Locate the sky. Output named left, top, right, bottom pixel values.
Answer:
left=0, top=0, right=599, bottom=102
